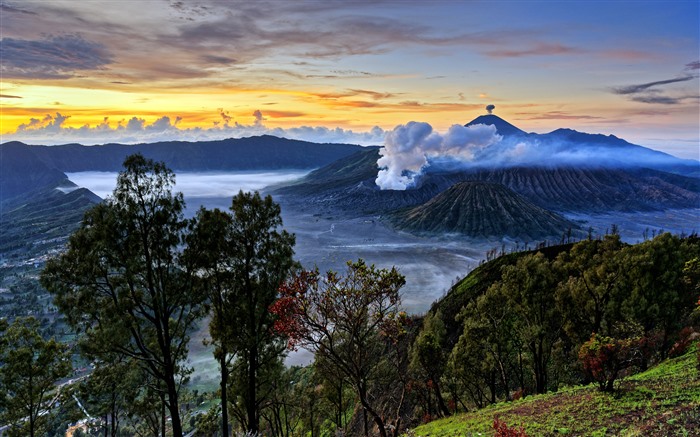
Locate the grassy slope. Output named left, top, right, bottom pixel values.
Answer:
left=411, top=347, right=700, bottom=436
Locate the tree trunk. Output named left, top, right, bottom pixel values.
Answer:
left=161, top=393, right=166, bottom=437
left=359, top=383, right=387, bottom=437
left=220, top=351, right=229, bottom=437
left=247, top=347, right=259, bottom=434
left=363, top=406, right=368, bottom=436
left=166, top=375, right=183, bottom=437
left=433, top=379, right=450, bottom=417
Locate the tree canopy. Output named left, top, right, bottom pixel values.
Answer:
left=41, top=154, right=207, bottom=437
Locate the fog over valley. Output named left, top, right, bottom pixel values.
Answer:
left=67, top=170, right=700, bottom=315
left=67, top=170, right=483, bottom=313
left=66, top=170, right=311, bottom=199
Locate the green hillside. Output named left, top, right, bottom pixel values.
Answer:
left=411, top=346, right=700, bottom=436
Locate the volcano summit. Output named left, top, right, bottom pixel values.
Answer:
left=276, top=114, right=699, bottom=238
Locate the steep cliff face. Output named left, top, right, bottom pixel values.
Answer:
left=390, top=181, right=573, bottom=239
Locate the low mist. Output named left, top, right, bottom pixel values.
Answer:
left=67, top=170, right=309, bottom=199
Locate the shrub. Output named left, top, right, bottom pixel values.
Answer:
left=669, top=327, right=698, bottom=358
left=493, top=417, right=528, bottom=437
left=579, top=333, right=641, bottom=392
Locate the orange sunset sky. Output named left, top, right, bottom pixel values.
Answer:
left=1, top=0, right=698, bottom=158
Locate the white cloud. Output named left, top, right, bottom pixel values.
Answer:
left=5, top=111, right=387, bottom=146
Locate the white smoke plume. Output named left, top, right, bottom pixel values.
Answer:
left=375, top=122, right=502, bottom=190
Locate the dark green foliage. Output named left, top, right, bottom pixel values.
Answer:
left=410, top=311, right=450, bottom=417
left=0, top=317, right=72, bottom=437
left=77, top=355, right=144, bottom=436
left=434, top=233, right=699, bottom=417
left=186, top=190, right=296, bottom=435
left=616, top=233, right=700, bottom=354
left=40, top=154, right=207, bottom=437
left=555, top=235, right=625, bottom=346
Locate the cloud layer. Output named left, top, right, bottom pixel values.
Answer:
left=5, top=111, right=387, bottom=146
left=0, top=34, right=113, bottom=79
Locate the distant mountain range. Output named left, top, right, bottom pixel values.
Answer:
left=1, top=116, right=698, bottom=242
left=0, top=135, right=363, bottom=203
left=463, top=114, right=698, bottom=174
left=0, top=135, right=362, bottom=255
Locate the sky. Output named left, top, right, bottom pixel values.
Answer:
left=1, top=0, right=698, bottom=159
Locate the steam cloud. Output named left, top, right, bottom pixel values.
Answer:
left=375, top=122, right=502, bottom=190
left=375, top=118, right=689, bottom=191
left=486, top=104, right=495, bottom=114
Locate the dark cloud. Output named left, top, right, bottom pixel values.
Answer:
left=0, top=2, right=37, bottom=15
left=217, top=108, right=232, bottom=125
left=612, top=76, right=697, bottom=95
left=685, top=61, right=700, bottom=71
left=0, top=34, right=112, bottom=79
left=169, top=3, right=532, bottom=69
left=253, top=109, right=266, bottom=126
left=631, top=95, right=699, bottom=105
left=201, top=54, right=236, bottom=64
left=264, top=110, right=305, bottom=118
left=348, top=89, right=397, bottom=100
left=484, top=43, right=581, bottom=58
left=611, top=72, right=699, bottom=105
left=0, top=94, right=22, bottom=98
left=515, top=111, right=603, bottom=120
left=110, top=81, right=131, bottom=84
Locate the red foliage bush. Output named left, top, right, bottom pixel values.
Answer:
left=669, top=327, right=698, bottom=358
left=511, top=389, right=524, bottom=401
left=493, top=417, right=528, bottom=437
left=579, top=333, right=641, bottom=392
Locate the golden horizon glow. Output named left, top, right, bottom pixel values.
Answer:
left=0, top=1, right=698, bottom=158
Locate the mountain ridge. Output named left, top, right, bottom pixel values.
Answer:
left=1, top=135, right=364, bottom=173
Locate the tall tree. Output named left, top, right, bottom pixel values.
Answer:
left=184, top=207, right=235, bottom=437
left=199, top=191, right=295, bottom=434
left=494, top=253, right=562, bottom=394
left=617, top=233, right=700, bottom=355
left=41, top=154, right=206, bottom=437
left=272, top=260, right=406, bottom=437
left=410, top=310, right=450, bottom=417
left=555, top=235, right=625, bottom=343
left=0, top=317, right=72, bottom=437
